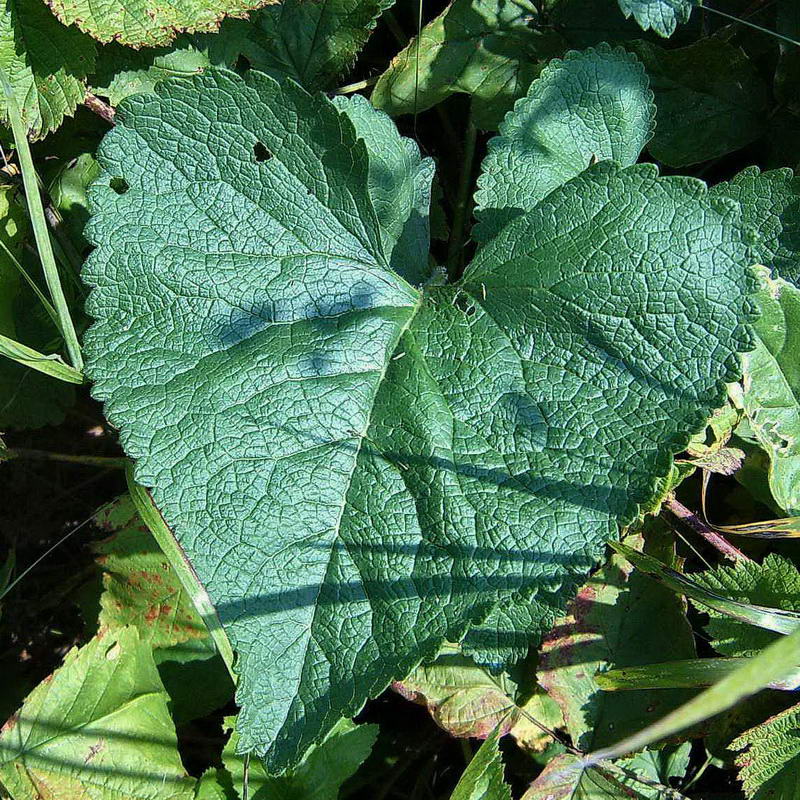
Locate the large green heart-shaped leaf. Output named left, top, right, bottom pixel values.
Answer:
left=82, top=68, right=752, bottom=769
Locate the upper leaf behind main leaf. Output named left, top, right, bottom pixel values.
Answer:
left=83, top=68, right=753, bottom=771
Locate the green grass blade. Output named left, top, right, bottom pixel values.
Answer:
left=610, top=541, right=800, bottom=635
left=0, top=68, right=83, bottom=372
left=597, top=658, right=800, bottom=692
left=126, top=465, right=238, bottom=685
left=0, top=333, right=84, bottom=383
left=585, top=626, right=800, bottom=764
left=0, top=237, right=59, bottom=327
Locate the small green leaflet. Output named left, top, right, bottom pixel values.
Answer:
left=616, top=0, right=696, bottom=38
left=83, top=67, right=752, bottom=769
left=693, top=553, right=800, bottom=658
left=735, top=268, right=800, bottom=513
left=474, top=44, right=655, bottom=243
left=0, top=0, right=96, bottom=139
left=371, top=0, right=564, bottom=130
left=733, top=700, right=800, bottom=800
left=450, top=727, right=511, bottom=800
left=0, top=627, right=194, bottom=800
left=394, top=644, right=562, bottom=748
left=48, top=0, right=271, bottom=47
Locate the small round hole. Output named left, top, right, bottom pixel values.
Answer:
left=254, top=142, right=273, bottom=163
left=110, top=177, right=129, bottom=194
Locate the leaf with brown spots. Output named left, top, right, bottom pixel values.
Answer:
left=93, top=495, right=212, bottom=662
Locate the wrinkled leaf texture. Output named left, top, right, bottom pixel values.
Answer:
left=82, top=66, right=753, bottom=769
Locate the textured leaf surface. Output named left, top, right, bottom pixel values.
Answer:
left=0, top=187, right=74, bottom=428
left=539, top=525, right=696, bottom=750
left=617, top=0, right=695, bottom=37
left=223, top=717, right=378, bottom=800
left=451, top=727, right=511, bottom=800
left=694, top=554, right=800, bottom=658
left=333, top=94, right=434, bottom=286
left=474, top=45, right=655, bottom=243
left=735, top=268, right=800, bottom=513
left=83, top=68, right=752, bottom=768
left=711, top=168, right=800, bottom=286
left=371, top=0, right=564, bottom=130
left=632, top=39, right=768, bottom=167
left=0, top=0, right=96, bottom=139
left=0, top=627, right=194, bottom=800
left=522, top=754, right=642, bottom=800
left=733, top=700, right=800, bottom=800
left=48, top=0, right=271, bottom=47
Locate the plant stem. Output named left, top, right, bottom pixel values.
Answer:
left=446, top=118, right=477, bottom=278
left=126, top=465, right=238, bottom=685
left=84, top=92, right=116, bottom=124
left=703, top=4, right=800, bottom=47
left=664, top=496, right=751, bottom=563
left=335, top=76, right=379, bottom=95
left=0, top=69, right=84, bottom=372
left=2, top=447, right=127, bottom=468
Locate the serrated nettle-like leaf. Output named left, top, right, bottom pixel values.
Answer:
left=616, top=0, right=696, bottom=38
left=631, top=39, right=769, bottom=168
left=82, top=67, right=752, bottom=768
left=735, top=268, right=800, bottom=513
left=710, top=168, right=800, bottom=288
left=372, top=0, right=565, bottom=130
left=0, top=626, right=194, bottom=800
left=733, top=700, right=800, bottom=800
left=474, top=44, right=655, bottom=243
left=694, top=553, right=800, bottom=658
left=539, top=525, right=696, bottom=750
left=450, top=727, right=511, bottom=800
left=0, top=0, right=96, bottom=139
left=48, top=0, right=273, bottom=48
left=208, top=0, right=393, bottom=91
